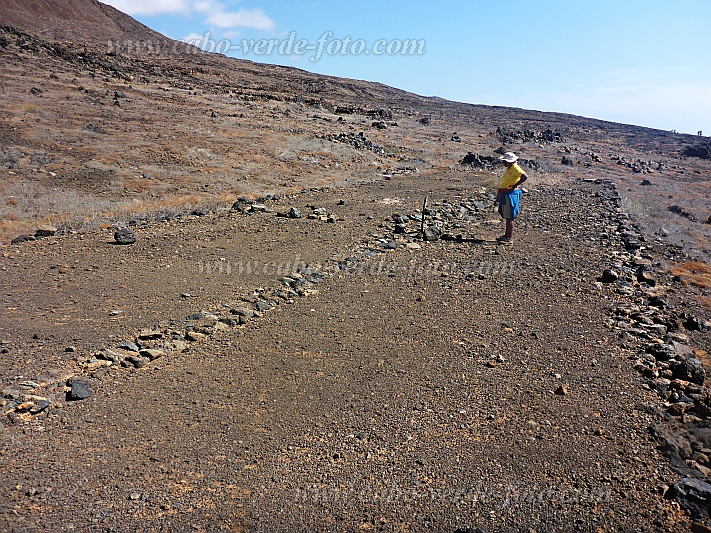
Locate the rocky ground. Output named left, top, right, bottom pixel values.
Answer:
left=1, top=169, right=710, bottom=532
left=1, top=0, right=711, bottom=531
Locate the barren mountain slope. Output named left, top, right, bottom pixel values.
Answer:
left=1, top=1, right=711, bottom=531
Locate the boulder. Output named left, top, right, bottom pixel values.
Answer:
left=672, top=358, right=705, bottom=385
left=34, top=225, right=57, bottom=238
left=114, top=228, right=136, bottom=245
left=668, top=478, right=711, bottom=521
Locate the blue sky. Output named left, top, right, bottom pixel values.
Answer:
left=103, top=0, right=711, bottom=135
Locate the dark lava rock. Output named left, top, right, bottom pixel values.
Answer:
left=599, top=269, right=619, bottom=283
left=255, top=301, right=273, bottom=312
left=67, top=380, right=92, bottom=401
left=672, top=358, right=705, bottom=385
left=683, top=143, right=710, bottom=159
left=34, top=225, right=57, bottom=238
left=667, top=478, right=711, bottom=521
left=640, top=179, right=653, bottom=186
left=191, top=208, right=209, bottom=216
left=684, top=315, right=707, bottom=332
left=114, top=228, right=136, bottom=245
left=622, top=235, right=641, bottom=251
left=288, top=207, right=303, bottom=219
left=461, top=152, right=498, bottom=169
left=647, top=343, right=676, bottom=361
left=561, top=155, right=575, bottom=167
left=11, top=235, right=35, bottom=245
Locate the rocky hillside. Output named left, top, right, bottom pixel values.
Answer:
left=1, top=0, right=709, bottom=255
left=1, top=1, right=711, bottom=531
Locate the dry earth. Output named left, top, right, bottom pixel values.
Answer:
left=1, top=1, right=711, bottom=531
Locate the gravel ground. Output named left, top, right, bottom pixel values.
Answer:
left=0, top=173, right=695, bottom=532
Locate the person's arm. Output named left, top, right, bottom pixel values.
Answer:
left=510, top=172, right=528, bottom=190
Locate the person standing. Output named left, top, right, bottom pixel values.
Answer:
left=496, top=152, right=528, bottom=245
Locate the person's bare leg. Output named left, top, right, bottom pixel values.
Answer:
left=505, top=219, right=514, bottom=241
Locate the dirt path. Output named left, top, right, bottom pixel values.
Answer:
left=1, top=173, right=695, bottom=532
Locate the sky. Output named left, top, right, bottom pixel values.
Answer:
left=102, top=0, right=711, bottom=136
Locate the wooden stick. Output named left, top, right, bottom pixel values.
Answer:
left=420, top=196, right=428, bottom=239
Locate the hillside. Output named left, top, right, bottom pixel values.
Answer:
left=1, top=1, right=711, bottom=531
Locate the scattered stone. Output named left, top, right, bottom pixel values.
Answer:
left=114, top=228, right=136, bottom=245
left=116, top=341, right=140, bottom=352
left=232, top=198, right=251, bottom=213
left=555, top=384, right=569, bottom=395
left=34, top=225, right=57, bottom=238
left=67, top=380, right=92, bottom=401
left=84, top=123, right=107, bottom=134
left=672, top=358, right=705, bottom=385
left=11, top=235, right=35, bottom=245
left=599, top=269, right=619, bottom=283
left=288, top=207, right=303, bottom=219
left=255, top=301, right=273, bottom=312
left=97, top=349, right=124, bottom=365
left=422, top=226, right=442, bottom=242
left=561, top=156, right=575, bottom=167
left=139, top=349, right=165, bottom=361
left=138, top=329, right=163, bottom=341
left=123, top=355, right=149, bottom=368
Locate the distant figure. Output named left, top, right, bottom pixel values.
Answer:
left=496, top=152, right=528, bottom=245
left=699, top=130, right=703, bottom=136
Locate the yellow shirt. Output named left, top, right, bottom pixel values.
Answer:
left=501, top=163, right=525, bottom=188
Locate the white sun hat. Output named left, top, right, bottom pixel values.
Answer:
left=499, top=152, right=519, bottom=163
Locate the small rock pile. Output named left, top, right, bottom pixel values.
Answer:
left=495, top=126, right=564, bottom=144
left=613, top=155, right=667, bottom=174
left=460, top=152, right=499, bottom=169
left=322, top=131, right=385, bottom=155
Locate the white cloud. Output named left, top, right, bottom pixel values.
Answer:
left=192, top=1, right=275, bottom=31
left=103, top=0, right=192, bottom=16
left=204, top=7, right=274, bottom=30
left=181, top=32, right=206, bottom=44
left=104, top=0, right=276, bottom=32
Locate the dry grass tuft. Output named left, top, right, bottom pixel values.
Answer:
left=669, top=262, right=711, bottom=289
